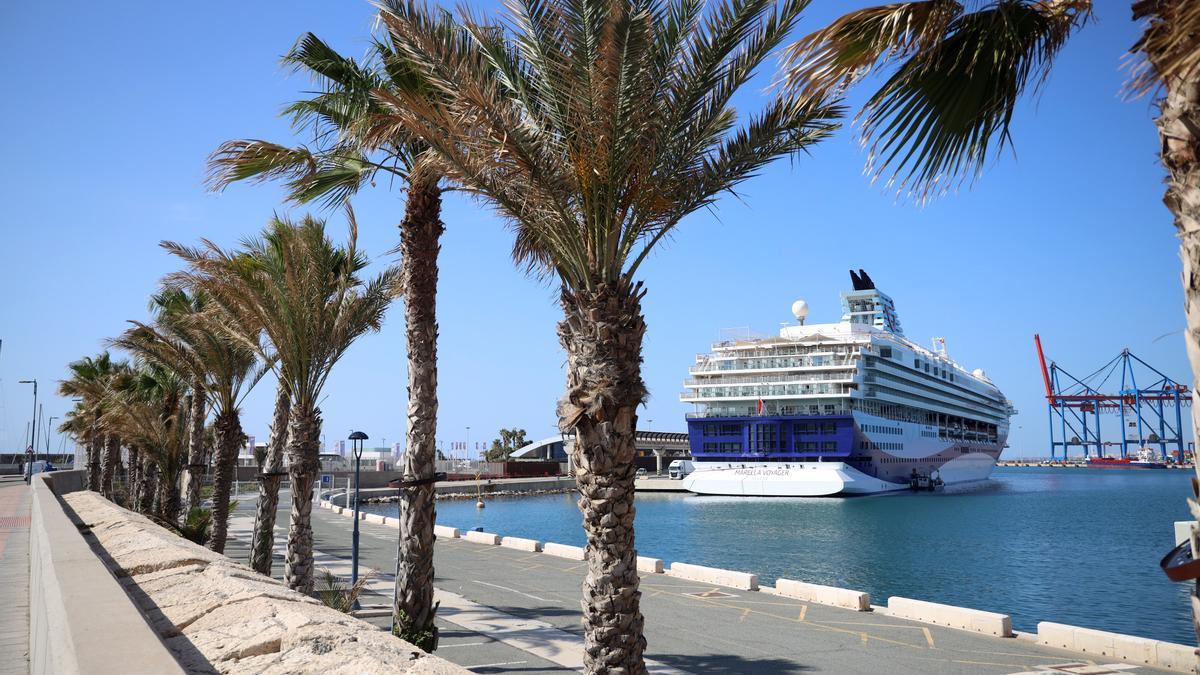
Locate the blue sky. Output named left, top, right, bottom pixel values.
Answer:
left=0, top=1, right=1186, bottom=458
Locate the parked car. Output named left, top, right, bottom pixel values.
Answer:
left=635, top=468, right=647, bottom=477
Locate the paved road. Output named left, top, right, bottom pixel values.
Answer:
left=227, top=491, right=1170, bottom=674
left=0, top=476, right=30, bottom=675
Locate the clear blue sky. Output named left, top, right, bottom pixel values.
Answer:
left=0, top=1, right=1186, bottom=458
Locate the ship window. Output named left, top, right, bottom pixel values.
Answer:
left=880, top=347, right=892, bottom=358
left=914, top=359, right=921, bottom=369
left=821, top=442, right=837, bottom=451
left=821, top=422, right=836, bottom=434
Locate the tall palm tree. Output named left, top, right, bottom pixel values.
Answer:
left=164, top=214, right=401, bottom=594
left=780, top=0, right=1200, bottom=651
left=207, top=33, right=447, bottom=646
left=371, top=0, right=840, bottom=668
left=112, top=287, right=262, bottom=549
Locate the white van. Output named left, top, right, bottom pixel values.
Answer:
left=667, top=459, right=694, bottom=480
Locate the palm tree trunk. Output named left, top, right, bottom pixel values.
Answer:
left=393, top=175, right=444, bottom=652
left=156, top=465, right=179, bottom=523
left=86, top=427, right=101, bottom=492
left=1153, top=54, right=1200, bottom=655
left=251, top=384, right=290, bottom=575
left=102, top=434, right=120, bottom=500
left=186, top=387, right=208, bottom=513
left=140, top=456, right=158, bottom=515
left=128, top=446, right=141, bottom=510
left=284, top=404, right=322, bottom=594
left=208, top=409, right=243, bottom=553
left=557, top=278, right=648, bottom=674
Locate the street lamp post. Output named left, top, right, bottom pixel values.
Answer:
left=349, top=430, right=368, bottom=607
left=47, top=416, right=58, bottom=464
left=19, top=380, right=37, bottom=480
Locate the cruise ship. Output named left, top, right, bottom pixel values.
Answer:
left=679, top=271, right=1015, bottom=496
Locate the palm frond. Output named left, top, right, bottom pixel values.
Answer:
left=1128, top=0, right=1200, bottom=97
left=372, top=0, right=840, bottom=289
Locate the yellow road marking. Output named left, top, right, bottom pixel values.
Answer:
left=922, top=627, right=935, bottom=649
left=798, top=605, right=807, bottom=622
left=860, top=632, right=869, bottom=645
left=739, top=608, right=751, bottom=623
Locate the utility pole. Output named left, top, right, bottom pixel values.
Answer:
left=19, top=380, right=37, bottom=458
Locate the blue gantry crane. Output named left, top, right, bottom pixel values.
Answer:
left=1035, top=335, right=1191, bottom=461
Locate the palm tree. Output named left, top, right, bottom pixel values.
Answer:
left=58, top=352, right=130, bottom=497
left=779, top=0, right=1200, bottom=651
left=371, top=0, right=841, bottom=668
left=164, top=214, right=401, bottom=594
left=105, top=363, right=192, bottom=523
left=207, top=33, right=447, bottom=646
left=111, top=287, right=262, bottom=550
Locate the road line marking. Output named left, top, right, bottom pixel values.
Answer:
left=922, top=627, right=935, bottom=649
left=798, top=605, right=807, bottom=622
left=471, top=580, right=551, bottom=603
left=439, top=641, right=493, bottom=648
left=860, top=632, right=869, bottom=646
left=739, top=608, right=750, bottom=623
left=468, top=660, right=527, bottom=670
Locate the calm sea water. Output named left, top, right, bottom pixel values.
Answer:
left=365, top=467, right=1196, bottom=644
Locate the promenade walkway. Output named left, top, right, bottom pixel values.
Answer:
left=0, top=476, right=30, bottom=675
left=226, top=492, right=1174, bottom=674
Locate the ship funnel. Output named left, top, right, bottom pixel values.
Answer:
left=791, top=300, right=809, bottom=325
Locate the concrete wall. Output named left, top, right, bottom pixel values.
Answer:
left=62, top=489, right=467, bottom=674
left=30, top=471, right=184, bottom=674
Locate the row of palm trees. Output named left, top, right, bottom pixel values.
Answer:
left=61, top=0, right=1198, bottom=671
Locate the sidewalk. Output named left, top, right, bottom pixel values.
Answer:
left=0, top=476, right=30, bottom=675
left=226, top=492, right=1175, bottom=674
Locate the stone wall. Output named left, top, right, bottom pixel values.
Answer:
left=30, top=471, right=183, bottom=675
left=61, top=491, right=465, bottom=674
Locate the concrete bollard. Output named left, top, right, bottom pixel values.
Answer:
left=1037, top=621, right=1195, bottom=670
left=637, top=556, right=664, bottom=574
left=364, top=513, right=386, bottom=525
left=500, top=536, right=542, bottom=552
left=887, top=597, right=1011, bottom=637
left=668, top=562, right=758, bottom=591
left=433, top=525, right=460, bottom=539
left=463, top=530, right=501, bottom=545
left=775, top=579, right=870, bottom=611
left=542, top=542, right=585, bottom=561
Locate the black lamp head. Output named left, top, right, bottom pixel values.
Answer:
left=349, top=431, right=369, bottom=441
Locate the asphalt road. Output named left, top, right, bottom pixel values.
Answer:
left=225, top=491, right=1169, bottom=674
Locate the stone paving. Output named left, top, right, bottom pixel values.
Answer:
left=226, top=491, right=1182, bottom=674
left=0, top=476, right=30, bottom=675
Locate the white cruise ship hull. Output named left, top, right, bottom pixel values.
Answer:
left=681, top=454, right=997, bottom=497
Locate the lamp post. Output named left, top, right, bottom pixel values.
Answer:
left=19, top=380, right=37, bottom=479
left=47, top=416, right=58, bottom=464
left=348, top=430, right=368, bottom=606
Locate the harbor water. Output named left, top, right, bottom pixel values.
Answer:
left=364, top=466, right=1195, bottom=644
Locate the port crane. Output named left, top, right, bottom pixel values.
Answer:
left=1034, top=335, right=1191, bottom=460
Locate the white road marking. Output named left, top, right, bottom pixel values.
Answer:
left=471, top=580, right=552, bottom=603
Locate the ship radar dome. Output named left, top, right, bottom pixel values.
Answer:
left=791, top=300, right=809, bottom=324
left=972, top=368, right=991, bottom=382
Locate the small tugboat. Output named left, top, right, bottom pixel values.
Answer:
left=1086, top=447, right=1168, bottom=469
left=909, top=469, right=945, bottom=491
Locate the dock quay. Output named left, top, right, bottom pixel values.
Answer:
left=9, top=471, right=1196, bottom=673
left=308, top=490, right=1196, bottom=673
